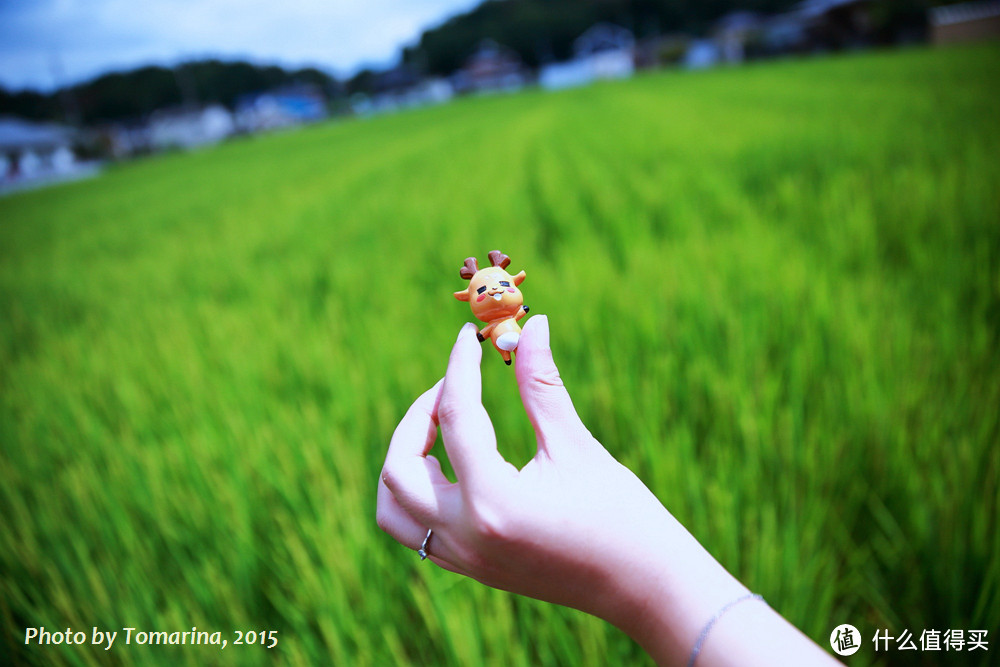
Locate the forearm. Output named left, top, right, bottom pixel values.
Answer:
left=599, top=519, right=837, bottom=666
left=602, top=523, right=749, bottom=666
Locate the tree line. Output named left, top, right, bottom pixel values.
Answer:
left=2, top=0, right=935, bottom=125
left=0, top=60, right=339, bottom=126
left=405, top=0, right=798, bottom=73
left=406, top=0, right=934, bottom=73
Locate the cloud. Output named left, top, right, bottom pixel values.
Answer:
left=0, top=0, right=480, bottom=90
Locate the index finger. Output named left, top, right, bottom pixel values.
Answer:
left=386, top=379, right=443, bottom=463
left=381, top=379, right=454, bottom=523
left=437, top=323, right=509, bottom=492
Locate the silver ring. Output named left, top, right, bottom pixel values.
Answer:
left=418, top=528, right=433, bottom=560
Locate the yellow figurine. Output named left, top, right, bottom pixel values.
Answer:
left=454, top=250, right=529, bottom=365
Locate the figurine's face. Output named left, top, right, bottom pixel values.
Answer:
left=465, top=267, right=523, bottom=321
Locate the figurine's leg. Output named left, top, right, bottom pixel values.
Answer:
left=501, top=350, right=511, bottom=365
left=495, top=332, right=520, bottom=351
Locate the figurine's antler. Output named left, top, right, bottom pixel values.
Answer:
left=488, top=250, right=511, bottom=269
left=460, top=257, right=479, bottom=280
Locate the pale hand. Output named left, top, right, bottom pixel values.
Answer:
left=376, top=316, right=839, bottom=666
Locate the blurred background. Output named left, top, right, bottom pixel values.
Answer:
left=1, top=1, right=998, bottom=665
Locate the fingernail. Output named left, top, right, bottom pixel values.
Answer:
left=536, top=315, right=550, bottom=350
left=457, top=322, right=475, bottom=341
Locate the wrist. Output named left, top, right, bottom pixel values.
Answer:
left=603, top=522, right=750, bottom=666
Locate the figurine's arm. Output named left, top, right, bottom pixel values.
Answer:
left=479, top=322, right=498, bottom=339
left=516, top=305, right=530, bottom=322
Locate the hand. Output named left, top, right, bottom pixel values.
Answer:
left=376, top=316, right=836, bottom=666
left=377, top=316, right=735, bottom=654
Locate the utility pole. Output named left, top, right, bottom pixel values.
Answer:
left=173, top=64, right=199, bottom=111
left=49, top=52, right=81, bottom=125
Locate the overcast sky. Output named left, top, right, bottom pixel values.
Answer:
left=0, top=0, right=482, bottom=91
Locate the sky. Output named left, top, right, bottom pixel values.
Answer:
left=0, top=0, right=483, bottom=91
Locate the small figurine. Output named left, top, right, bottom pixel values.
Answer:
left=454, top=250, right=530, bottom=365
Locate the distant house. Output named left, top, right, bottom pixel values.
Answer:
left=373, top=66, right=421, bottom=96
left=689, top=5, right=808, bottom=67
left=693, top=0, right=881, bottom=65
left=0, top=116, right=97, bottom=191
left=452, top=40, right=526, bottom=94
left=149, top=105, right=235, bottom=150
left=931, top=0, right=1000, bottom=44
left=573, top=22, right=636, bottom=76
left=410, top=78, right=454, bottom=106
left=714, top=11, right=765, bottom=63
left=540, top=23, right=636, bottom=90
left=359, top=66, right=454, bottom=115
left=102, top=122, right=153, bottom=159
left=634, top=35, right=692, bottom=70
left=234, top=85, right=326, bottom=132
left=759, top=11, right=811, bottom=55
left=795, top=0, right=877, bottom=49
left=684, top=39, right=723, bottom=69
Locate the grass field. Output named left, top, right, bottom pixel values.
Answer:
left=2, top=43, right=998, bottom=666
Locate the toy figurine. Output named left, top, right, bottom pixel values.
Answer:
left=454, top=250, right=530, bottom=365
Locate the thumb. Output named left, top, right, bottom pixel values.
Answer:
left=515, top=315, right=590, bottom=456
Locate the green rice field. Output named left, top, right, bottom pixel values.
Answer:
left=2, top=43, right=998, bottom=666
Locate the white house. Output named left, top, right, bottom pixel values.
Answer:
left=0, top=116, right=103, bottom=194
left=234, top=85, right=328, bottom=131
left=358, top=67, right=455, bottom=116
left=452, top=40, right=527, bottom=94
left=714, top=11, right=764, bottom=63
left=0, top=116, right=92, bottom=185
left=540, top=23, right=636, bottom=90
left=149, top=105, right=235, bottom=150
left=684, top=39, right=722, bottom=69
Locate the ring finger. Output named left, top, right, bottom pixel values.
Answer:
left=377, top=478, right=467, bottom=575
